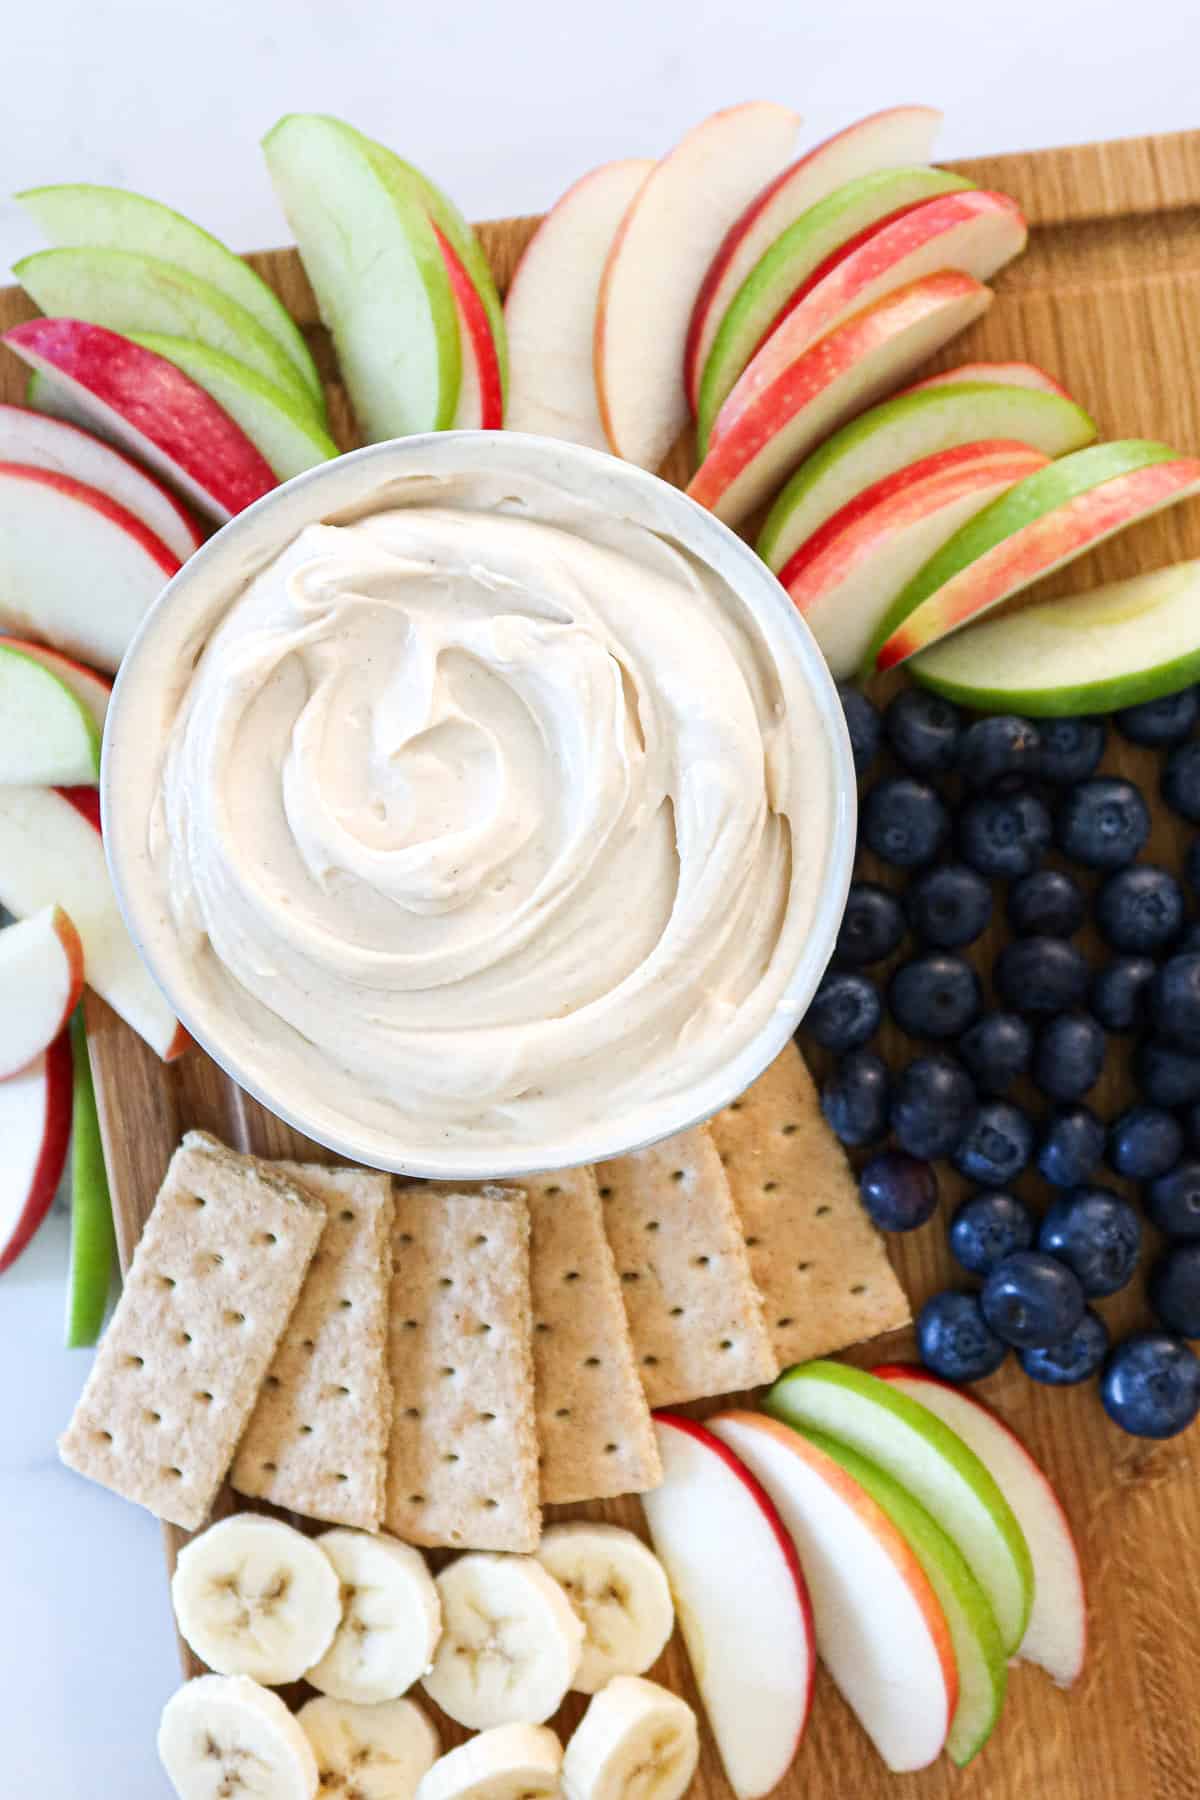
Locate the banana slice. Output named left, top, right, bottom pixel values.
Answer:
left=298, top=1694, right=440, bottom=1799
left=171, top=1512, right=341, bottom=1684
left=563, top=1676, right=699, bottom=1800
left=306, top=1529, right=442, bottom=1704
left=537, top=1523, right=675, bottom=1694
left=158, top=1674, right=318, bottom=1800
left=416, top=1723, right=563, bottom=1800
left=421, top=1552, right=584, bottom=1729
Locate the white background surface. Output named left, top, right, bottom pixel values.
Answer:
left=0, top=0, right=1194, bottom=1791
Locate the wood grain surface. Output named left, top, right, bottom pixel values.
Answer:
left=4, top=127, right=1200, bottom=1799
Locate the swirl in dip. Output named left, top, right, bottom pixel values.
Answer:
left=145, top=467, right=834, bottom=1165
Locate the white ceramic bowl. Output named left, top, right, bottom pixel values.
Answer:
left=103, top=432, right=856, bottom=1177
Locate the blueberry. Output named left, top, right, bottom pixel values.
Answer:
left=1135, top=1039, right=1200, bottom=1108
left=948, top=1189, right=1036, bottom=1276
left=1146, top=1160, right=1200, bottom=1240
left=1039, top=1187, right=1141, bottom=1298
left=958, top=788, right=1052, bottom=879
left=803, top=970, right=881, bottom=1051
left=1107, top=1105, right=1184, bottom=1181
left=1032, top=1013, right=1107, bottom=1102
left=981, top=1251, right=1086, bottom=1349
left=1150, top=953, right=1200, bottom=1052
left=1007, top=868, right=1085, bottom=937
left=904, top=863, right=992, bottom=950
left=1038, top=716, right=1106, bottom=785
left=1036, top=1104, right=1106, bottom=1188
left=821, top=1050, right=890, bottom=1147
left=862, top=776, right=949, bottom=868
left=859, top=1151, right=939, bottom=1232
left=1149, top=1244, right=1200, bottom=1337
left=956, top=714, right=1041, bottom=789
left=958, top=1012, right=1033, bottom=1096
left=1020, top=1308, right=1109, bottom=1385
left=917, top=1291, right=1007, bottom=1382
left=1056, top=777, right=1150, bottom=870
left=994, top=936, right=1089, bottom=1015
left=888, top=953, right=981, bottom=1040
left=889, top=1054, right=976, bottom=1160
left=834, top=882, right=906, bottom=968
left=1162, top=742, right=1200, bottom=823
left=1089, top=955, right=1156, bottom=1032
left=837, top=683, right=881, bottom=777
left=1114, top=687, right=1199, bottom=746
left=1101, top=1331, right=1200, bottom=1438
left=1187, top=839, right=1200, bottom=895
left=1095, top=865, right=1185, bottom=954
left=952, top=1100, right=1033, bottom=1185
left=884, top=688, right=961, bottom=774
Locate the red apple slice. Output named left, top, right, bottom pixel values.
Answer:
left=1, top=639, right=112, bottom=730
left=0, top=1028, right=73, bottom=1275
left=905, top=360, right=1071, bottom=400
left=640, top=1413, right=814, bottom=1799
left=595, top=101, right=801, bottom=470
left=0, top=905, right=85, bottom=1079
left=3, top=318, right=277, bottom=522
left=688, top=271, right=992, bottom=525
left=436, top=225, right=503, bottom=430
left=685, top=105, right=942, bottom=411
left=505, top=158, right=653, bottom=449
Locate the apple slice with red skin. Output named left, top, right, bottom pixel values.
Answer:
left=0, top=906, right=85, bottom=1079
left=640, top=1412, right=815, bottom=1799
left=0, top=1028, right=73, bottom=1275
left=0, top=639, right=111, bottom=731
left=905, top=360, right=1072, bottom=400
left=437, top=225, right=504, bottom=430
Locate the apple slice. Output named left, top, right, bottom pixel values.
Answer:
left=0, top=906, right=85, bottom=1078
left=906, top=360, right=1072, bottom=399
left=0, top=786, right=187, bottom=1061
left=708, top=1412, right=953, bottom=1774
left=505, top=158, right=653, bottom=449
left=640, top=1413, right=814, bottom=1798
left=765, top=1360, right=1033, bottom=1655
left=780, top=440, right=1049, bottom=676
left=0, top=642, right=102, bottom=784
left=0, top=1028, right=73, bottom=1276
left=688, top=272, right=992, bottom=526
left=0, top=640, right=111, bottom=732
left=685, top=105, right=943, bottom=412
left=64, top=1008, right=115, bottom=1347
left=875, top=1364, right=1086, bottom=1687
left=871, top=440, right=1200, bottom=670
left=6, top=318, right=277, bottom=521
left=435, top=228, right=503, bottom=430
left=596, top=101, right=802, bottom=470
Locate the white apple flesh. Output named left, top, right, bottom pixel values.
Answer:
left=0, top=1028, right=73, bottom=1275
left=0, top=642, right=103, bottom=784
left=0, top=640, right=111, bottom=731
left=0, top=906, right=85, bottom=1080
left=905, top=360, right=1071, bottom=399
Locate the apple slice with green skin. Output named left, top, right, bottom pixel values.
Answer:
left=64, top=1008, right=116, bottom=1347
left=1, top=641, right=111, bottom=733
left=870, top=440, right=1200, bottom=671
left=707, top=1412, right=954, bottom=1774
left=685, top=105, right=943, bottom=413
left=875, top=1365, right=1086, bottom=1687
left=16, top=181, right=323, bottom=414
left=764, top=1359, right=1033, bottom=1654
left=781, top=439, right=1049, bottom=677
left=0, top=906, right=85, bottom=1079
left=262, top=113, right=460, bottom=440
left=0, top=644, right=102, bottom=784
left=0, top=1028, right=73, bottom=1277
left=436, top=229, right=504, bottom=430
left=906, top=360, right=1072, bottom=400
left=687, top=271, right=993, bottom=527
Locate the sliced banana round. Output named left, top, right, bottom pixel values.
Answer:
left=421, top=1552, right=584, bottom=1729
left=536, top=1523, right=675, bottom=1694
left=158, top=1674, right=319, bottom=1800
left=416, top=1723, right=563, bottom=1800
left=306, top=1529, right=442, bottom=1704
left=170, top=1511, right=341, bottom=1685
left=563, top=1676, right=699, bottom=1800
left=298, top=1694, right=440, bottom=1799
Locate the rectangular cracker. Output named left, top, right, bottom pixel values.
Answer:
left=710, top=1041, right=911, bottom=1365
left=601, top=1126, right=778, bottom=1406
left=385, top=1183, right=540, bottom=1552
left=526, top=1166, right=662, bottom=1505
left=231, top=1163, right=393, bottom=1530
left=59, top=1131, right=325, bottom=1531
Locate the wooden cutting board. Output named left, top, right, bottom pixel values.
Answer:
left=4, top=126, right=1200, bottom=1800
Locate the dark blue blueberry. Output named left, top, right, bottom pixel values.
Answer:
left=837, top=683, right=881, bottom=777
left=951, top=1100, right=1033, bottom=1186
left=1187, top=839, right=1200, bottom=895
left=1090, top=955, right=1156, bottom=1033
left=1039, top=1187, right=1141, bottom=1298
left=1135, top=1040, right=1200, bottom=1108
left=958, top=1012, right=1033, bottom=1096
left=803, top=970, right=881, bottom=1051
left=1107, top=1105, right=1184, bottom=1181
left=862, top=776, right=949, bottom=869
left=981, top=1251, right=1086, bottom=1349
left=1020, top=1308, right=1109, bottom=1385
left=948, top=1189, right=1036, bottom=1276
left=834, top=882, right=906, bottom=968
left=888, top=954, right=981, bottom=1040
left=1038, top=715, right=1106, bottom=785
left=904, top=863, right=992, bottom=951
left=1189, top=1102, right=1200, bottom=1153
left=1095, top=865, right=1185, bottom=954
left=1162, top=742, right=1200, bottom=823
left=1032, top=1013, right=1107, bottom=1102
left=1101, top=1332, right=1200, bottom=1438
left=956, top=714, right=1041, bottom=789
left=1056, top=777, right=1150, bottom=870
left=1037, top=1105, right=1105, bottom=1188
left=957, top=788, right=1052, bottom=879
left=916, top=1291, right=1007, bottom=1382
left=820, top=1050, right=890, bottom=1147
left=1146, top=1160, right=1200, bottom=1240
left=1150, top=952, right=1200, bottom=1052
left=859, top=1151, right=939, bottom=1232
left=884, top=688, right=962, bottom=774
left=889, top=1054, right=976, bottom=1160
left=1114, top=687, right=1199, bottom=746
left=994, top=936, right=1089, bottom=1015
left=1149, top=1244, right=1200, bottom=1337
left=1007, top=868, right=1085, bottom=938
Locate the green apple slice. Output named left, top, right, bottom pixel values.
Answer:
left=64, top=1008, right=116, bottom=1348
left=799, top=1424, right=1007, bottom=1767
left=262, top=113, right=460, bottom=440
left=0, top=642, right=101, bottom=783
left=129, top=332, right=337, bottom=480
left=765, top=1360, right=1033, bottom=1654
left=16, top=181, right=323, bottom=413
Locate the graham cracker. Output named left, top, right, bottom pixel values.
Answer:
left=600, top=1126, right=778, bottom=1406
left=709, top=1041, right=911, bottom=1365
left=385, top=1183, right=540, bottom=1552
left=231, top=1163, right=393, bottom=1530
left=59, top=1131, right=325, bottom=1531
left=526, top=1167, right=662, bottom=1505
